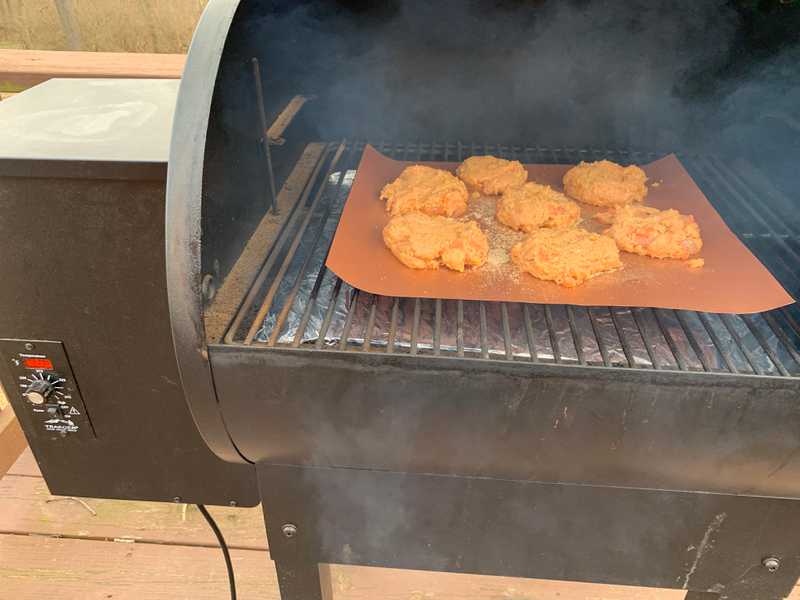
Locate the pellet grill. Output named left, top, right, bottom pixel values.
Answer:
left=2, top=1, right=800, bottom=599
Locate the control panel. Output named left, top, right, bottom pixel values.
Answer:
left=0, top=339, right=95, bottom=439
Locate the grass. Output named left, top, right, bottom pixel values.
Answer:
left=0, top=0, right=207, bottom=54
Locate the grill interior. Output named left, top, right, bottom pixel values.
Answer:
left=222, top=141, right=800, bottom=378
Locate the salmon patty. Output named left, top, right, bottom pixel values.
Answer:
left=511, top=228, right=622, bottom=287
left=381, top=165, right=469, bottom=217
left=456, top=155, right=527, bottom=195
left=382, top=213, right=489, bottom=272
left=497, top=182, right=581, bottom=232
left=563, top=160, right=648, bottom=207
left=606, top=205, right=702, bottom=260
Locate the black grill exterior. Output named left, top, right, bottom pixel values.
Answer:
left=205, top=139, right=800, bottom=599
left=162, top=1, right=800, bottom=598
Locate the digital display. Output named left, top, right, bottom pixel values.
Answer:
left=23, top=358, right=54, bottom=370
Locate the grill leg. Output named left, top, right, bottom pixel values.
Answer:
left=274, top=558, right=327, bottom=600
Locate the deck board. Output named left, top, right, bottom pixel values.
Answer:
left=6, top=448, right=42, bottom=478
left=2, top=449, right=800, bottom=599
left=0, top=535, right=276, bottom=600
left=0, top=474, right=267, bottom=550
left=4, top=534, right=796, bottom=600
left=0, top=533, right=688, bottom=600
left=0, top=407, right=25, bottom=479
left=0, top=49, right=185, bottom=91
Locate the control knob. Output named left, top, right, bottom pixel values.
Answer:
left=24, top=379, right=56, bottom=405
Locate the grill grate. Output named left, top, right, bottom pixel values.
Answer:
left=223, top=141, right=800, bottom=378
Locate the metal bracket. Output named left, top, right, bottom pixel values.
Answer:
left=267, top=95, right=313, bottom=146
left=252, top=55, right=315, bottom=216
left=252, top=57, right=279, bottom=215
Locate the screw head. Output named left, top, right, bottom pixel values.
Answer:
left=229, top=500, right=238, bottom=507
left=281, top=523, right=298, bottom=539
left=763, top=557, right=781, bottom=572
left=172, top=496, right=182, bottom=504
left=24, top=343, right=35, bottom=351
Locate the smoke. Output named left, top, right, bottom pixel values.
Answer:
left=714, top=41, right=800, bottom=197
left=243, top=0, right=798, bottom=165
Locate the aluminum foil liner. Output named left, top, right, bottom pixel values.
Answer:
left=256, top=169, right=795, bottom=373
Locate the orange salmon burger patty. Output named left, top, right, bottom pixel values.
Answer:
left=380, top=165, right=469, bottom=217
left=606, top=205, right=703, bottom=260
left=382, top=213, right=489, bottom=272
left=456, top=155, right=528, bottom=195
left=511, top=228, right=622, bottom=287
left=563, top=160, right=648, bottom=207
left=497, top=182, right=581, bottom=232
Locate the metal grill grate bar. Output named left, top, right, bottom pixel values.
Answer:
left=223, top=145, right=332, bottom=345
left=478, top=302, right=489, bottom=359
left=764, top=312, right=800, bottom=374
left=361, top=295, right=377, bottom=353
left=587, top=309, right=611, bottom=367
left=244, top=142, right=348, bottom=344
left=266, top=171, right=348, bottom=345
left=338, top=288, right=360, bottom=351
left=314, top=277, right=343, bottom=349
left=690, top=158, right=799, bottom=297
left=434, top=299, right=443, bottom=356
left=629, top=309, right=658, bottom=369
left=673, top=310, right=711, bottom=372
left=720, top=313, right=764, bottom=375
left=543, top=306, right=562, bottom=364
left=456, top=301, right=465, bottom=356
left=387, top=297, right=400, bottom=353
left=291, top=257, right=333, bottom=349
left=501, top=303, right=513, bottom=361
left=566, top=306, right=587, bottom=366
left=410, top=299, right=422, bottom=355
left=742, top=314, right=789, bottom=377
left=709, top=158, right=800, bottom=259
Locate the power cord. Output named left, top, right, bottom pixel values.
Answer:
left=197, top=504, right=237, bottom=600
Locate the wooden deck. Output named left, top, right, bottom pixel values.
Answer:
left=0, top=387, right=24, bottom=480
left=0, top=49, right=185, bottom=92
left=0, top=446, right=798, bottom=599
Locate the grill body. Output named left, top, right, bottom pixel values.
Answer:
left=161, top=1, right=800, bottom=598
left=204, top=142, right=800, bottom=598
left=214, top=349, right=800, bottom=497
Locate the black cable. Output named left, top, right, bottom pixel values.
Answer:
left=197, top=504, right=237, bottom=600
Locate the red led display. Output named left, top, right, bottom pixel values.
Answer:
left=23, top=358, right=54, bottom=370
